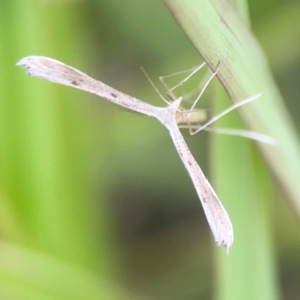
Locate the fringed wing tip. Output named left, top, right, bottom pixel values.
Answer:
left=16, top=57, right=28, bottom=68
left=16, top=56, right=37, bottom=75
left=214, top=231, right=233, bottom=254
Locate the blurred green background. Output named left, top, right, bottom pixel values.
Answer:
left=1, top=0, right=300, bottom=299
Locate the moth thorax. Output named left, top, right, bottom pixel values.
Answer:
left=175, top=108, right=207, bottom=124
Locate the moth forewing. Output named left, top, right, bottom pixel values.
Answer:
left=169, top=124, right=233, bottom=251
left=156, top=98, right=233, bottom=251
left=16, top=56, right=159, bottom=118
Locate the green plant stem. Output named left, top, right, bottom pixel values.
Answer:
left=162, top=0, right=282, bottom=299
left=163, top=0, right=300, bottom=217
